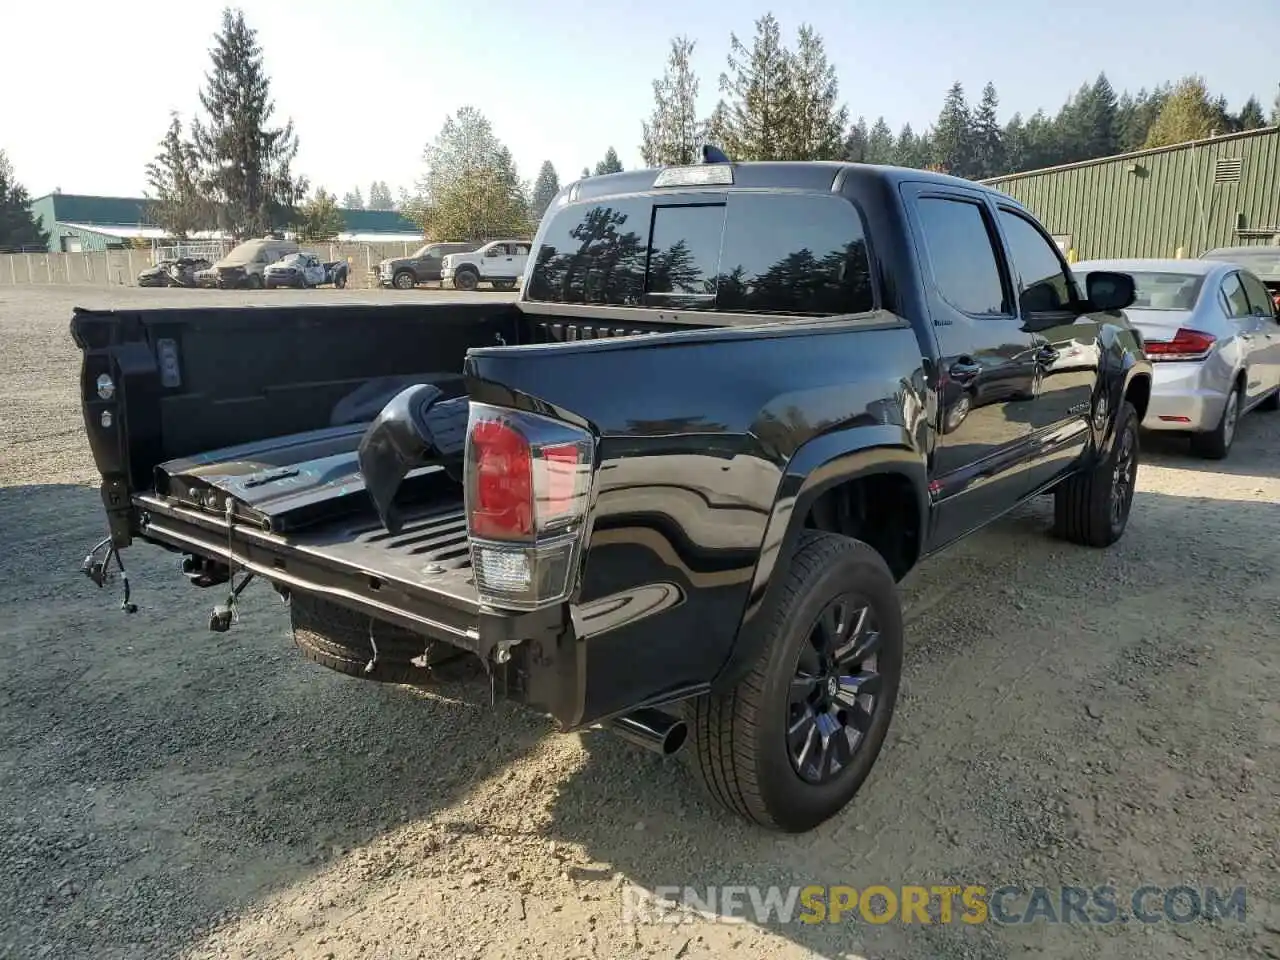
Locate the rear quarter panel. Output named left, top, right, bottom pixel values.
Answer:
left=464, top=315, right=930, bottom=726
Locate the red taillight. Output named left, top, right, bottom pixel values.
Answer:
left=464, top=403, right=596, bottom=611
left=469, top=419, right=533, bottom=539
left=1144, top=328, right=1216, bottom=362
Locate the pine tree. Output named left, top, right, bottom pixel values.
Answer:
left=190, top=7, right=306, bottom=238
left=1237, top=96, right=1266, bottom=130
left=1272, top=84, right=1280, bottom=124
left=865, top=117, right=894, bottom=164
left=1143, top=75, right=1219, bottom=148
left=531, top=161, right=560, bottom=220
left=368, top=181, right=394, bottom=210
left=717, top=13, right=794, bottom=160
left=1002, top=114, right=1027, bottom=172
left=342, top=186, right=364, bottom=209
left=781, top=25, right=847, bottom=160
left=593, top=147, right=623, bottom=175
left=932, top=81, right=973, bottom=176
left=0, top=150, right=50, bottom=251
left=842, top=117, right=869, bottom=162
left=296, top=187, right=345, bottom=241
left=971, top=82, right=1004, bottom=177
left=892, top=123, right=924, bottom=168
left=640, top=36, right=702, bottom=167
left=144, top=112, right=209, bottom=238
left=703, top=100, right=731, bottom=152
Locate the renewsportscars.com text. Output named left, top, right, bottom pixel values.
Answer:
left=621, top=883, right=1248, bottom=926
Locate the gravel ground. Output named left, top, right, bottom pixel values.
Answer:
left=1, top=285, right=1277, bottom=960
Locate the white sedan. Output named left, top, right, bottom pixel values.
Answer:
left=1074, top=257, right=1280, bottom=459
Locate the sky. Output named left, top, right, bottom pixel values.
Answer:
left=3, top=0, right=1278, bottom=202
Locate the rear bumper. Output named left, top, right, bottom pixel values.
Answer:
left=1142, top=362, right=1229, bottom=432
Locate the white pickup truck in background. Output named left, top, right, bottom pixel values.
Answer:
left=440, top=240, right=531, bottom=291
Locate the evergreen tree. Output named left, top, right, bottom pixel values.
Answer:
left=1121, top=84, right=1171, bottom=151
left=296, top=187, right=345, bottom=241
left=702, top=99, right=732, bottom=152
left=781, top=25, right=847, bottom=160
left=1002, top=113, right=1027, bottom=173
left=1143, top=75, right=1219, bottom=148
left=190, top=7, right=306, bottom=238
left=842, top=117, right=869, bottom=162
left=0, top=150, right=50, bottom=251
left=530, top=161, right=560, bottom=220
left=1272, top=84, right=1280, bottom=124
left=932, top=81, right=973, bottom=176
left=717, top=13, right=794, bottom=160
left=971, top=82, right=1004, bottom=177
left=342, top=186, right=364, bottom=209
left=1237, top=96, right=1266, bottom=130
left=893, top=123, right=926, bottom=168
left=144, top=112, right=209, bottom=238
left=865, top=117, right=895, bottom=165
left=367, top=181, right=394, bottom=210
left=593, top=147, right=623, bottom=175
left=640, top=36, right=702, bottom=167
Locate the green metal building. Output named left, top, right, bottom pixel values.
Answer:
left=26, top=193, right=423, bottom=253
left=982, top=126, right=1280, bottom=262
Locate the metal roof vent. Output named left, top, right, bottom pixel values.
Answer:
left=1214, top=157, right=1243, bottom=183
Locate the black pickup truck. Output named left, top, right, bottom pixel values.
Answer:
left=73, top=156, right=1150, bottom=833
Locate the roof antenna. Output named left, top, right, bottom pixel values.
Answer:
left=701, top=144, right=731, bottom=164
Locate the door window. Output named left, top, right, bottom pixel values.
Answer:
left=914, top=197, right=1008, bottom=316
left=997, top=208, right=1074, bottom=313
left=1238, top=270, right=1277, bottom=318
left=1220, top=274, right=1252, bottom=318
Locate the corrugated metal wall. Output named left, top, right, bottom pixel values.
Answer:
left=983, top=127, right=1280, bottom=260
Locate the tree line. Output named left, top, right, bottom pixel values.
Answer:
left=641, top=15, right=1279, bottom=179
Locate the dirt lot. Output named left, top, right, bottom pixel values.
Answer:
left=1, top=285, right=1277, bottom=960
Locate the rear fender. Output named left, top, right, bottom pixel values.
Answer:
left=710, top=424, right=928, bottom=692
left=1094, top=328, right=1151, bottom=461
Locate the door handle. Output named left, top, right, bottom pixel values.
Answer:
left=1035, top=345, right=1059, bottom=363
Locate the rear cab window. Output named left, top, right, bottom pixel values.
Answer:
left=525, top=191, right=875, bottom=317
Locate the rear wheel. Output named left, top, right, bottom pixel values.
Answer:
left=334, top=272, right=347, bottom=289
left=1189, top=383, right=1240, bottom=460
left=247, top=273, right=263, bottom=290
left=1053, top=399, right=1139, bottom=547
left=290, top=593, right=465, bottom=684
left=491, top=279, right=516, bottom=291
left=392, top=271, right=416, bottom=290
left=685, top=531, right=903, bottom=832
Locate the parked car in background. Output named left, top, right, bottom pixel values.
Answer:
left=137, top=257, right=211, bottom=288
left=1073, top=257, right=1280, bottom=459
left=440, top=240, right=530, bottom=291
left=377, top=242, right=478, bottom=290
left=1199, top=244, right=1280, bottom=312
left=264, top=252, right=350, bottom=289
left=195, top=237, right=300, bottom=289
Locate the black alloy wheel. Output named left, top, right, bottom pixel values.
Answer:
left=787, top=594, right=883, bottom=785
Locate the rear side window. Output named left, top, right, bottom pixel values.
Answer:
left=526, top=193, right=875, bottom=316
left=1237, top=270, right=1276, bottom=317
left=718, top=194, right=874, bottom=316
left=1221, top=274, right=1252, bottom=318
left=915, top=198, right=1007, bottom=315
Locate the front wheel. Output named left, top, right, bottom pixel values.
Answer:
left=246, top=273, right=263, bottom=290
left=453, top=269, right=479, bottom=292
left=392, top=271, right=416, bottom=290
left=685, top=531, right=903, bottom=832
left=1053, top=398, right=1139, bottom=547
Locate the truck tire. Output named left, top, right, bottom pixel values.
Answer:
left=334, top=272, right=347, bottom=289
left=247, top=273, right=263, bottom=290
left=491, top=279, right=516, bottom=291
left=290, top=592, right=463, bottom=684
left=1052, top=399, right=1139, bottom=547
left=392, top=271, right=416, bottom=290
left=685, top=531, right=903, bottom=832
left=453, top=268, right=479, bottom=292
left=1189, top=383, right=1241, bottom=459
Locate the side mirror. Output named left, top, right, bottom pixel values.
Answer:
left=1084, top=270, right=1136, bottom=312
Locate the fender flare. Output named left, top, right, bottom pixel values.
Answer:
left=1095, top=337, right=1152, bottom=461
left=709, top=423, right=928, bottom=693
